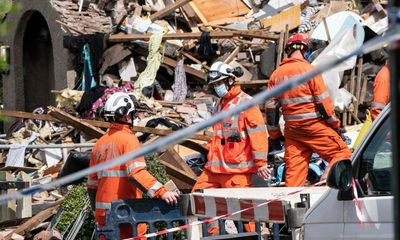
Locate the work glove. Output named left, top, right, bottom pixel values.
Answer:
left=269, top=136, right=284, bottom=152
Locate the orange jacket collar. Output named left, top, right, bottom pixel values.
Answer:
left=109, top=123, right=132, bottom=132
left=222, top=85, right=242, bottom=102
left=280, top=56, right=309, bottom=66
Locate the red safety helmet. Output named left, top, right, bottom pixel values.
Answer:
left=285, top=33, right=309, bottom=55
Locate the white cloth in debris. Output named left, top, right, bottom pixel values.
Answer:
left=134, top=33, right=164, bottom=94
left=6, top=133, right=38, bottom=167
left=172, top=58, right=187, bottom=102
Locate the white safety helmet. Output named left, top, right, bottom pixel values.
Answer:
left=207, top=61, right=243, bottom=84
left=103, top=92, right=135, bottom=118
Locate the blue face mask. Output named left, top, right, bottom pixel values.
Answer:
left=214, top=84, right=228, bottom=97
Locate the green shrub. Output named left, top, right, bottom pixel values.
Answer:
left=55, top=184, right=94, bottom=238
left=145, top=154, right=169, bottom=184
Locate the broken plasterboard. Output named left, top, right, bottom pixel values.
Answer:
left=38, top=148, right=63, bottom=168
left=119, top=57, right=138, bottom=81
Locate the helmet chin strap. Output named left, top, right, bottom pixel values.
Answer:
left=112, top=116, right=132, bottom=126
left=224, top=77, right=235, bottom=91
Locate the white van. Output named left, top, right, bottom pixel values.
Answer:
left=302, top=105, right=393, bottom=239
left=184, top=105, right=392, bottom=240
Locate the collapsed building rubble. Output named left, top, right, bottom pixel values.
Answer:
left=0, top=0, right=390, bottom=238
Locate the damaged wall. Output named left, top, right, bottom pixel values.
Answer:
left=0, top=0, right=70, bottom=113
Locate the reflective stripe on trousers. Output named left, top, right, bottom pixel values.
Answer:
left=371, top=102, right=386, bottom=109
left=253, top=152, right=268, bottom=159
left=267, top=125, right=279, bottom=131
left=247, top=125, right=267, bottom=134
left=206, top=160, right=255, bottom=169
left=87, top=179, right=98, bottom=186
left=96, top=202, right=111, bottom=210
left=284, top=112, right=321, bottom=121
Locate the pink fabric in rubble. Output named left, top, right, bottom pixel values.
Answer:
left=86, top=83, right=134, bottom=119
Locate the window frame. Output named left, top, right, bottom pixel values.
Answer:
left=352, top=105, right=392, bottom=198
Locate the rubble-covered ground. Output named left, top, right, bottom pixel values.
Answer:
left=0, top=0, right=389, bottom=238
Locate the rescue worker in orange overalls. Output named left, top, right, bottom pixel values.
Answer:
left=87, top=92, right=179, bottom=239
left=371, top=64, right=390, bottom=121
left=266, top=33, right=352, bottom=187
left=192, top=61, right=270, bottom=233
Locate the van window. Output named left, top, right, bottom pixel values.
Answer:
left=358, top=116, right=392, bottom=196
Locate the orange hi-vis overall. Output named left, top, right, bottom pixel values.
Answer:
left=192, top=86, right=268, bottom=233
left=371, top=64, right=390, bottom=121
left=266, top=57, right=352, bottom=187
left=87, top=123, right=166, bottom=239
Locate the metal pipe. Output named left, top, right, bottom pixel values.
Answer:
left=0, top=31, right=398, bottom=203
left=388, top=1, right=400, bottom=239
left=0, top=143, right=94, bottom=150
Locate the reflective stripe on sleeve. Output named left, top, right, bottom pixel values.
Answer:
left=147, top=181, right=163, bottom=198
left=371, top=102, right=386, bottom=109
left=98, top=170, right=128, bottom=178
left=326, top=115, right=337, bottom=124
left=314, top=91, right=329, bottom=101
left=265, top=100, right=279, bottom=108
left=279, top=92, right=329, bottom=104
left=127, top=162, right=147, bottom=173
left=284, top=112, right=321, bottom=121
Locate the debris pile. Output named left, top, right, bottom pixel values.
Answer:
left=0, top=0, right=390, bottom=238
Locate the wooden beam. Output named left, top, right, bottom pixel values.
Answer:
left=163, top=55, right=206, bottom=80
left=149, top=0, right=192, bottom=21
left=0, top=109, right=210, bottom=141
left=48, top=107, right=105, bottom=139
left=0, top=173, right=15, bottom=222
left=236, top=80, right=269, bottom=87
left=224, top=46, right=240, bottom=64
left=161, top=149, right=197, bottom=179
left=109, top=31, right=279, bottom=42
left=16, top=172, right=31, bottom=219
left=158, top=160, right=197, bottom=186
left=180, top=140, right=208, bottom=155
left=4, top=200, right=63, bottom=240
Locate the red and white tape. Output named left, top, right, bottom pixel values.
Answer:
left=123, top=179, right=367, bottom=240
left=190, top=193, right=286, bottom=223
left=124, top=181, right=327, bottom=240
left=352, top=179, right=366, bottom=223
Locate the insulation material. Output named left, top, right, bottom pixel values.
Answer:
left=312, top=29, right=363, bottom=112
left=134, top=33, right=164, bottom=94
left=172, top=59, right=188, bottom=102
left=55, top=89, right=84, bottom=112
